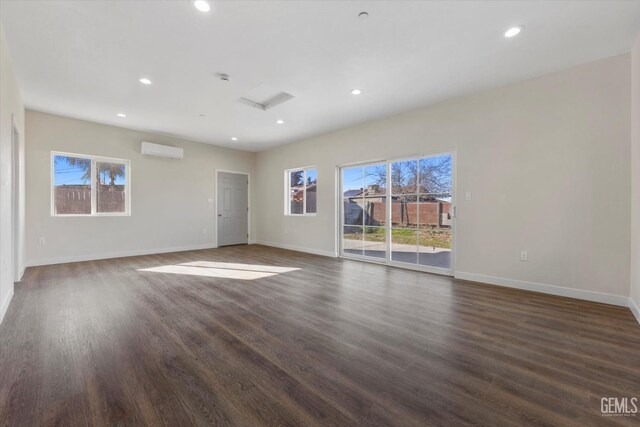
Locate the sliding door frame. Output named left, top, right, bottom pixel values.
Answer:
left=338, top=150, right=456, bottom=276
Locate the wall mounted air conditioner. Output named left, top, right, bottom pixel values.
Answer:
left=141, top=142, right=183, bottom=159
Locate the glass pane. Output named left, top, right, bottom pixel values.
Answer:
left=391, top=228, right=417, bottom=264
left=343, top=166, right=364, bottom=225
left=96, top=161, right=126, bottom=213
left=342, top=166, right=364, bottom=198
left=289, top=170, right=304, bottom=214
left=417, top=198, right=452, bottom=269
left=362, top=165, right=387, bottom=254
left=343, top=226, right=363, bottom=256
left=390, top=195, right=417, bottom=228
left=343, top=198, right=364, bottom=225
left=417, top=196, right=440, bottom=227
left=53, top=155, right=91, bottom=215
left=305, top=169, right=317, bottom=214
left=390, top=160, right=418, bottom=194
left=418, top=155, right=452, bottom=195
left=363, top=196, right=386, bottom=226
left=364, top=164, right=386, bottom=195
left=364, top=227, right=386, bottom=259
left=418, top=227, right=451, bottom=269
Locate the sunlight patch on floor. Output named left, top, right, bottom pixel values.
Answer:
left=138, top=261, right=300, bottom=280
left=180, top=261, right=300, bottom=273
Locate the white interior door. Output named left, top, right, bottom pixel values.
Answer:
left=217, top=172, right=248, bottom=247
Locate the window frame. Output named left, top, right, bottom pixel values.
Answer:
left=284, top=166, right=317, bottom=216
left=338, top=151, right=456, bottom=276
left=51, top=151, right=131, bottom=217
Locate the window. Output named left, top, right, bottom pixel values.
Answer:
left=52, top=152, right=130, bottom=216
left=285, top=167, right=317, bottom=215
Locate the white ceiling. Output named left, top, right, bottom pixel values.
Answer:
left=2, top=1, right=640, bottom=151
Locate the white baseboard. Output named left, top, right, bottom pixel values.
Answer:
left=0, top=287, right=14, bottom=326
left=27, top=243, right=219, bottom=267
left=256, top=240, right=337, bottom=258
left=455, top=271, right=630, bottom=307
left=629, top=297, right=640, bottom=325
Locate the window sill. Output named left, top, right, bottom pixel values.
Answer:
left=284, top=213, right=317, bottom=217
left=51, top=213, right=131, bottom=217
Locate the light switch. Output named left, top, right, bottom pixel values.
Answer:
left=465, top=191, right=472, bottom=201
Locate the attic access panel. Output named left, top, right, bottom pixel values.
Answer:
left=239, top=83, right=294, bottom=111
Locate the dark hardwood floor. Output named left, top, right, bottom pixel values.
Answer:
left=0, top=245, right=638, bottom=426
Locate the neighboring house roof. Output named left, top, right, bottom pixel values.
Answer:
left=344, top=189, right=449, bottom=201
left=344, top=186, right=385, bottom=198
left=343, top=189, right=362, bottom=198
left=291, top=184, right=317, bottom=202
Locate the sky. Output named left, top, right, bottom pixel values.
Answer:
left=306, top=168, right=317, bottom=184
left=342, top=155, right=452, bottom=196
left=342, top=164, right=386, bottom=194
left=54, top=155, right=125, bottom=186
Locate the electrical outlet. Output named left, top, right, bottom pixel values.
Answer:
left=520, top=251, right=528, bottom=261
left=465, top=191, right=472, bottom=201
left=39, top=237, right=46, bottom=245
left=203, top=228, right=208, bottom=235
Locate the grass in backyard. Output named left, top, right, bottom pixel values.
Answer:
left=344, top=227, right=451, bottom=249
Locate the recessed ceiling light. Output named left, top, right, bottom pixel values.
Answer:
left=193, top=1, right=210, bottom=12
left=276, top=119, right=284, bottom=124
left=351, top=89, right=362, bottom=95
left=139, top=78, right=152, bottom=85
left=504, top=25, right=525, bottom=38
left=231, top=137, right=238, bottom=141
left=116, top=113, right=126, bottom=118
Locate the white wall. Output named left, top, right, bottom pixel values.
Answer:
left=26, top=111, right=256, bottom=266
left=0, top=23, right=25, bottom=324
left=256, top=54, right=631, bottom=303
left=631, top=35, right=640, bottom=321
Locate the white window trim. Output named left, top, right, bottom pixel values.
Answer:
left=284, top=166, right=317, bottom=216
left=51, top=151, right=131, bottom=217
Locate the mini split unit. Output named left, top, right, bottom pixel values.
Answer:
left=141, top=141, right=184, bottom=159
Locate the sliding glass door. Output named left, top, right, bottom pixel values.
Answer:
left=340, top=153, right=454, bottom=274
left=342, top=163, right=387, bottom=260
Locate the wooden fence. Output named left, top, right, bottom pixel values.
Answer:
left=344, top=200, right=451, bottom=227
left=54, top=185, right=125, bottom=214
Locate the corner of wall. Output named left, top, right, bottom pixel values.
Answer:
left=0, top=21, right=26, bottom=325
left=630, top=297, right=640, bottom=325
left=630, top=32, right=640, bottom=324
left=0, top=286, right=14, bottom=325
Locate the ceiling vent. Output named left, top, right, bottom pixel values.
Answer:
left=239, top=83, right=294, bottom=111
